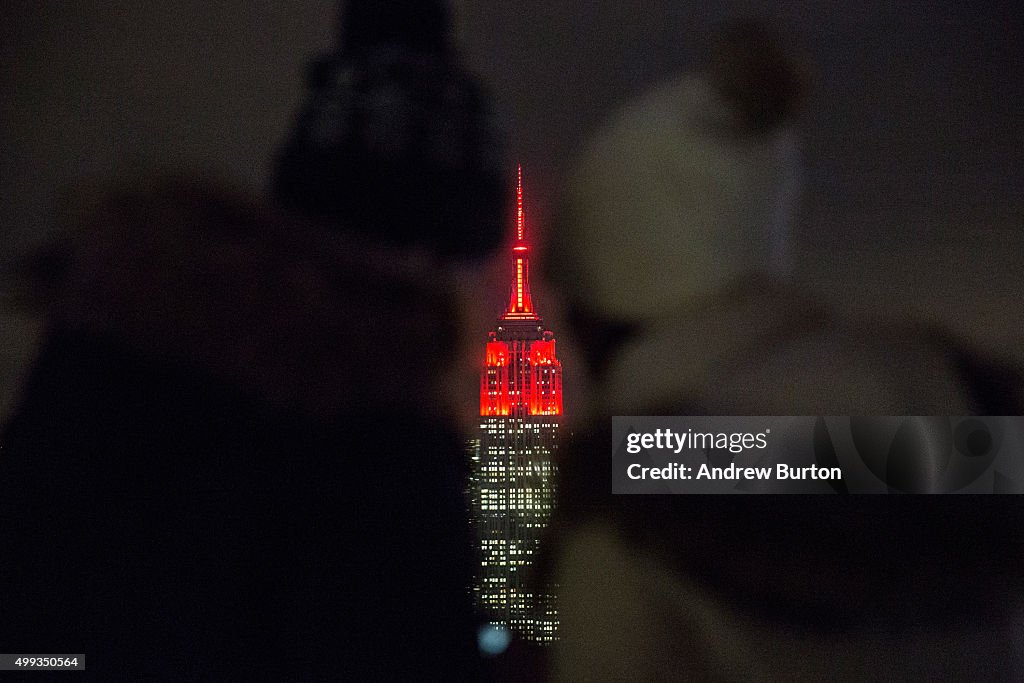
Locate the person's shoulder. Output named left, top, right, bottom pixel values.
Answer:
left=42, top=176, right=457, bottom=418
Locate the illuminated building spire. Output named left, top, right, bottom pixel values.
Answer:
left=504, top=165, right=537, bottom=320
left=481, top=164, right=562, bottom=418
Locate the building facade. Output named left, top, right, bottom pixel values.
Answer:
left=470, top=167, right=562, bottom=644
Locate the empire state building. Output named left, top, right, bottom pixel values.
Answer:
left=471, top=167, right=562, bottom=644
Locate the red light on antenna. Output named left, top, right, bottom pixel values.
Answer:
left=503, top=170, right=537, bottom=319
left=516, top=260, right=524, bottom=310
left=516, top=165, right=524, bottom=242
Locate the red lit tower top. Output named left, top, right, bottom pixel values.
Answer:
left=504, top=165, right=537, bottom=320
left=481, top=166, right=563, bottom=417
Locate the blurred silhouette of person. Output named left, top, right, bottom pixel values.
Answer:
left=548, top=20, right=802, bottom=357
left=0, top=1, right=503, bottom=678
left=542, top=20, right=1024, bottom=682
left=274, top=0, right=504, bottom=259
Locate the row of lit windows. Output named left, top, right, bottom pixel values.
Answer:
left=481, top=421, right=561, bottom=428
left=474, top=496, right=554, bottom=504
left=481, top=540, right=527, bottom=547
left=481, top=420, right=559, bottom=428
left=479, top=501, right=551, bottom=508
left=480, top=491, right=549, bottom=498
left=480, top=548, right=536, bottom=557
left=479, top=490, right=549, bottom=497
left=478, top=499, right=552, bottom=506
left=478, top=437, right=556, bottom=444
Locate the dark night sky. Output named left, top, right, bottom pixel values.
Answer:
left=455, top=1, right=1024, bottom=247
left=2, top=1, right=1022, bottom=349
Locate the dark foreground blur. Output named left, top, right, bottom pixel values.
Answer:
left=1, top=5, right=1023, bottom=682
